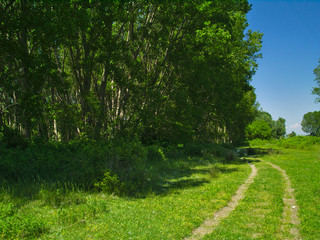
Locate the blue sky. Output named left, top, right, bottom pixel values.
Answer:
left=247, top=0, right=320, bottom=135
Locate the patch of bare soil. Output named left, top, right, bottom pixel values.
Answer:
left=266, top=162, right=301, bottom=240
left=185, top=163, right=257, bottom=240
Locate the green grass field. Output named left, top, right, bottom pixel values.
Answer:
left=1, top=136, right=320, bottom=239
left=203, top=161, right=285, bottom=240
left=0, top=151, right=251, bottom=239
left=249, top=137, right=320, bottom=239
left=259, top=149, right=320, bottom=239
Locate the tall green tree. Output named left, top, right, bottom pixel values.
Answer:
left=246, top=120, right=272, bottom=140
left=272, top=117, right=286, bottom=139
left=301, top=111, right=320, bottom=136
left=246, top=110, right=286, bottom=140
left=0, top=0, right=262, bottom=144
left=312, top=58, right=320, bottom=102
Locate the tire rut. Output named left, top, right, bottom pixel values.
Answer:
left=265, top=161, right=301, bottom=240
left=184, top=163, right=257, bottom=240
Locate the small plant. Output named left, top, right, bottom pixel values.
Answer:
left=38, top=187, right=65, bottom=207
left=94, top=171, right=121, bottom=195
left=208, top=164, right=220, bottom=178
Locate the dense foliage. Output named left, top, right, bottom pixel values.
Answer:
left=301, top=111, right=320, bottom=136
left=0, top=0, right=262, bottom=145
left=245, top=110, right=286, bottom=140
left=312, top=58, right=320, bottom=101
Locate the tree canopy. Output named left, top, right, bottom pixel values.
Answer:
left=312, top=59, right=320, bottom=102
left=301, top=111, right=320, bottom=136
left=246, top=110, right=286, bottom=140
left=0, top=0, right=262, bottom=145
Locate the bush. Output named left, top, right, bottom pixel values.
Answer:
left=0, top=202, right=48, bottom=239
left=94, top=171, right=122, bottom=195
left=246, top=120, right=272, bottom=140
left=184, top=143, right=204, bottom=156
left=146, top=145, right=167, bottom=162
left=0, top=137, right=148, bottom=195
left=1, top=126, right=29, bottom=149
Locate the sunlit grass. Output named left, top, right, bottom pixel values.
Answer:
left=249, top=137, right=320, bottom=239
left=262, top=147, right=320, bottom=239
left=203, top=161, right=285, bottom=240
left=0, top=156, right=251, bottom=239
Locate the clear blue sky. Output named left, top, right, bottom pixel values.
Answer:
left=247, top=0, right=320, bottom=135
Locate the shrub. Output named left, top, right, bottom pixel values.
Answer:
left=147, top=145, right=167, bottom=162
left=246, top=120, right=272, bottom=140
left=184, top=143, right=203, bottom=156
left=0, top=203, right=48, bottom=239
left=1, top=126, right=29, bottom=149
left=94, top=171, right=122, bottom=195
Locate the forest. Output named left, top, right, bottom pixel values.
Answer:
left=0, top=0, right=262, bottom=145
left=3, top=1, right=320, bottom=239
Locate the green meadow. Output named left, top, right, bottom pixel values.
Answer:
left=0, top=143, right=250, bottom=239
left=1, top=136, right=320, bottom=239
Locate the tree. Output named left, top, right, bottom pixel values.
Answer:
left=245, top=120, right=272, bottom=140
left=246, top=110, right=286, bottom=140
left=301, top=111, right=320, bottom=136
left=1, top=0, right=262, bottom=144
left=287, top=131, right=296, bottom=138
left=312, top=59, right=320, bottom=101
left=272, top=117, right=286, bottom=139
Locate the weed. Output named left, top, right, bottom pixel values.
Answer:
left=94, top=171, right=122, bottom=195
left=0, top=208, right=49, bottom=239
left=207, top=164, right=220, bottom=178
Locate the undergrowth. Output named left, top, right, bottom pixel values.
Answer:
left=0, top=137, right=245, bottom=239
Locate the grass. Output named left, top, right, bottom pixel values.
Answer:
left=3, top=137, right=319, bottom=239
left=249, top=136, right=320, bottom=239
left=0, top=149, right=251, bottom=239
left=261, top=148, right=320, bottom=239
left=203, top=161, right=285, bottom=240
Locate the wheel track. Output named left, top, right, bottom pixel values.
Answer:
left=184, top=163, right=257, bottom=240
left=185, top=160, right=301, bottom=240
left=265, top=161, right=301, bottom=240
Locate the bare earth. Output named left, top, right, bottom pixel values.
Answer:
left=184, top=163, right=258, bottom=240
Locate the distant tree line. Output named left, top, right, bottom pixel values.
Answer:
left=245, top=110, right=286, bottom=140
left=0, top=0, right=262, bottom=145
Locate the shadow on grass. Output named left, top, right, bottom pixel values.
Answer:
left=144, top=157, right=248, bottom=197
left=246, top=147, right=282, bottom=156
left=0, top=153, right=253, bottom=202
left=240, top=146, right=285, bottom=164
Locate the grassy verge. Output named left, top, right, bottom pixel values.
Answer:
left=261, top=149, right=320, bottom=239
left=0, top=144, right=251, bottom=239
left=203, top=161, right=285, bottom=240
left=250, top=136, right=320, bottom=239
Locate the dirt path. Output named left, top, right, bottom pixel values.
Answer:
left=184, top=163, right=258, bottom=240
left=265, top=161, right=301, bottom=240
